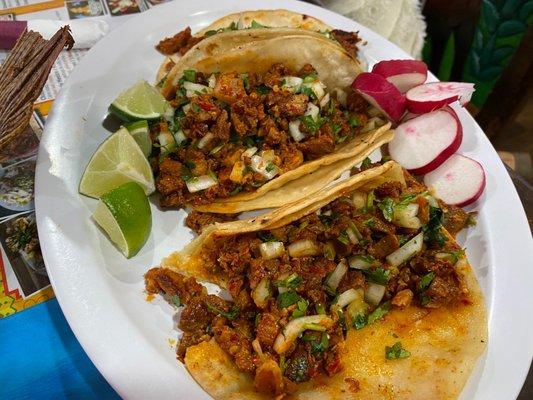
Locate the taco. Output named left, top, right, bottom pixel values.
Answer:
left=155, top=9, right=361, bottom=84
left=145, top=160, right=487, bottom=399
left=153, top=32, right=390, bottom=213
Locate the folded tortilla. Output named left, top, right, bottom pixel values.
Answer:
left=159, top=161, right=487, bottom=399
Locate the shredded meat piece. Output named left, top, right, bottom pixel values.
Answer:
left=213, top=72, right=247, bottom=104
left=331, top=29, right=361, bottom=59
left=374, top=182, right=403, bottom=198
left=214, top=324, right=255, bottom=373
left=391, top=289, right=414, bottom=308
left=256, top=313, right=279, bottom=348
left=185, top=211, right=238, bottom=234
left=265, top=91, right=309, bottom=118
left=442, top=204, right=472, bottom=236
left=144, top=267, right=206, bottom=303
left=297, top=132, right=335, bottom=160
left=156, top=27, right=202, bottom=55
left=346, top=88, right=369, bottom=112
left=368, top=233, right=399, bottom=258
left=337, top=270, right=365, bottom=294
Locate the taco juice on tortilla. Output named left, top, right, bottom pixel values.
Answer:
left=146, top=161, right=487, bottom=399
left=152, top=28, right=391, bottom=212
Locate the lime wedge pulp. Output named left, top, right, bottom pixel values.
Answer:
left=93, top=182, right=152, bottom=258
left=125, top=120, right=152, bottom=157
left=109, top=80, right=172, bottom=122
left=79, top=127, right=155, bottom=198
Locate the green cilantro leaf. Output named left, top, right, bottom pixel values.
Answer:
left=385, top=342, right=411, bottom=360
left=277, top=291, right=301, bottom=309
left=418, top=272, right=436, bottom=291
left=378, top=197, right=395, bottom=222
left=250, top=20, right=266, bottom=28
left=182, top=69, right=197, bottom=83
left=274, top=274, right=302, bottom=289
left=352, top=313, right=367, bottom=330
left=361, top=157, right=372, bottom=169
left=367, top=301, right=391, bottom=324
left=205, top=303, right=240, bottom=319
left=348, top=116, right=360, bottom=128
left=171, top=295, right=181, bottom=307
left=363, top=267, right=391, bottom=285
left=300, top=114, right=325, bottom=134
left=255, top=85, right=271, bottom=94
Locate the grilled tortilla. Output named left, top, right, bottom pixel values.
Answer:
left=153, top=31, right=385, bottom=213
left=146, top=161, right=487, bottom=399
left=156, top=9, right=335, bottom=83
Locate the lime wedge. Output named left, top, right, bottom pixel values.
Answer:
left=93, top=182, right=152, bottom=258
left=125, top=120, right=152, bottom=157
left=79, top=127, right=155, bottom=198
left=109, top=80, right=172, bottom=122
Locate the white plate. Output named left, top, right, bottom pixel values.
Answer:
left=35, top=0, right=533, bottom=398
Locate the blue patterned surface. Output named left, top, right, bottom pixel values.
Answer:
left=0, top=299, right=119, bottom=400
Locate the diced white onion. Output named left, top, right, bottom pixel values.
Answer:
left=208, top=74, right=216, bottom=88
left=393, top=204, right=421, bottom=229
left=319, top=92, right=331, bottom=108
left=182, top=103, right=191, bottom=114
left=346, top=227, right=359, bottom=244
left=282, top=76, right=303, bottom=90
left=287, top=239, right=319, bottom=258
left=157, top=131, right=176, bottom=155
left=241, top=146, right=258, bottom=159
left=365, top=282, right=386, bottom=306
left=335, top=288, right=361, bottom=309
left=183, top=81, right=211, bottom=97
left=252, top=278, right=271, bottom=308
left=197, top=132, right=214, bottom=149
left=173, top=129, right=187, bottom=145
left=310, top=81, right=326, bottom=100
left=425, top=194, right=439, bottom=208
left=259, top=241, right=285, bottom=260
left=186, top=175, right=217, bottom=193
left=251, top=155, right=278, bottom=180
left=351, top=191, right=366, bottom=209
left=325, top=259, right=348, bottom=291
left=289, top=120, right=305, bottom=142
left=322, top=210, right=332, bottom=216
left=305, top=102, right=320, bottom=120
left=386, top=232, right=424, bottom=267
left=273, top=315, right=333, bottom=354
left=348, top=255, right=373, bottom=270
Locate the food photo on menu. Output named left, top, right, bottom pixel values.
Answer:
left=0, top=1, right=532, bottom=400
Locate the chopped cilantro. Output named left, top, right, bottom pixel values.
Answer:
left=323, top=242, right=336, bottom=260
left=330, top=122, right=342, bottom=136
left=302, top=332, right=329, bottom=354
left=181, top=166, right=194, bottom=182
left=265, top=162, right=276, bottom=172
left=229, top=185, right=242, bottom=196
left=184, top=160, right=196, bottom=170
left=302, top=72, right=318, bottom=83
left=378, top=197, right=395, bottom=222
left=396, top=193, right=418, bottom=208
left=397, top=234, right=410, bottom=246
left=171, top=295, right=181, bottom=307
left=278, top=291, right=301, bottom=309
left=355, top=254, right=375, bottom=264
left=423, top=206, right=447, bottom=246
left=205, top=303, right=239, bottom=319
left=348, top=116, right=360, bottom=128
left=204, top=29, right=218, bottom=37
left=421, top=294, right=432, bottom=305
left=156, top=77, right=167, bottom=88
left=250, top=20, right=266, bottom=28
left=367, top=301, right=391, bottom=324
left=257, top=231, right=277, bottom=242
left=363, top=218, right=375, bottom=228
left=319, top=212, right=339, bottom=227
left=361, top=157, right=372, bottom=169
left=337, top=309, right=347, bottom=332
left=243, top=135, right=263, bottom=148
left=182, top=69, right=196, bottom=83
left=352, top=313, right=367, bottom=330
left=418, top=272, right=435, bottom=291
left=385, top=342, right=411, bottom=360
left=300, top=114, right=325, bottom=134
left=291, top=299, right=308, bottom=319
left=315, top=303, right=326, bottom=315
left=255, top=85, right=271, bottom=94
left=191, top=103, right=202, bottom=113
left=274, top=274, right=302, bottom=289
left=297, top=85, right=317, bottom=100
left=337, top=231, right=350, bottom=245
left=240, top=73, right=250, bottom=90
left=363, top=267, right=391, bottom=284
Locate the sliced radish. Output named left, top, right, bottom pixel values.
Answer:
left=388, top=107, right=462, bottom=175
left=372, top=60, right=428, bottom=93
left=406, top=82, right=475, bottom=114
left=351, top=72, right=406, bottom=122
left=423, top=154, right=486, bottom=207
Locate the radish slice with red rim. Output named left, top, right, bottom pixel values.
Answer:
left=351, top=72, right=406, bottom=122
left=372, top=60, right=428, bottom=93
left=388, top=107, right=462, bottom=175
left=423, top=154, right=486, bottom=207
left=406, top=82, right=475, bottom=114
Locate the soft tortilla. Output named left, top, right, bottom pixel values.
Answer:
left=161, top=161, right=487, bottom=398
left=156, top=9, right=332, bottom=83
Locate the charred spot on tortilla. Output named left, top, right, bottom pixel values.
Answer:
left=147, top=160, right=487, bottom=399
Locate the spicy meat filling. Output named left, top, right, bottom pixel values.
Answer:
left=145, top=167, right=474, bottom=395
left=153, top=63, right=372, bottom=208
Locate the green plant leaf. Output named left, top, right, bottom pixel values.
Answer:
left=438, top=33, right=455, bottom=81
left=470, top=52, right=481, bottom=76
left=491, top=46, right=515, bottom=63
left=482, top=0, right=500, bottom=31
left=474, top=29, right=484, bottom=49
left=478, top=65, right=504, bottom=80
left=479, top=34, right=496, bottom=66
left=501, top=0, right=522, bottom=18
left=497, top=20, right=526, bottom=36
left=519, top=1, right=533, bottom=23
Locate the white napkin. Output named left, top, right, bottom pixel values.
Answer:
left=27, top=19, right=110, bottom=49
